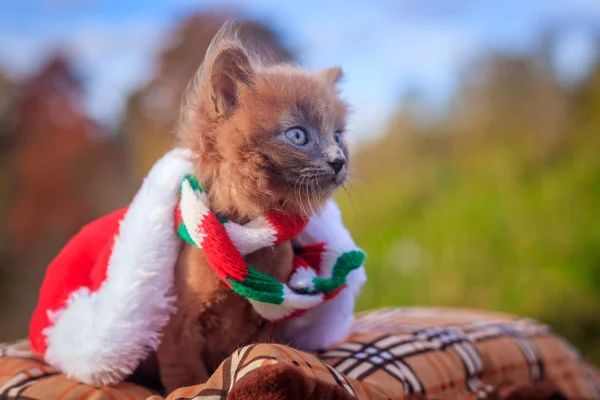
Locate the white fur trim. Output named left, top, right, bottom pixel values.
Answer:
left=281, top=287, right=357, bottom=350
left=43, top=149, right=194, bottom=386
left=280, top=199, right=367, bottom=350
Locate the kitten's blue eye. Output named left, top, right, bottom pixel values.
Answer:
left=285, top=128, right=308, bottom=146
left=334, top=132, right=342, bottom=144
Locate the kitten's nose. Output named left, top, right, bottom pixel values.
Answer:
left=328, top=157, right=346, bottom=174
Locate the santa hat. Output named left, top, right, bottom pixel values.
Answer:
left=28, top=149, right=366, bottom=386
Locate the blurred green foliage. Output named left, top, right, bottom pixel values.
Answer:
left=337, top=53, right=600, bottom=363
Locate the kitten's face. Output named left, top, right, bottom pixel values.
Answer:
left=179, top=41, right=349, bottom=219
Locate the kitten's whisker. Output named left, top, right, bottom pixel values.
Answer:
left=348, top=175, right=371, bottom=188
left=304, top=175, right=313, bottom=216
left=299, top=174, right=309, bottom=217
left=292, top=177, right=299, bottom=214
left=345, top=179, right=367, bottom=200
left=311, top=179, right=317, bottom=215
left=342, top=183, right=359, bottom=219
left=279, top=198, right=289, bottom=213
left=314, top=177, right=324, bottom=214
left=294, top=175, right=305, bottom=217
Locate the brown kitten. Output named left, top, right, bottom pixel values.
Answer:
left=157, top=24, right=350, bottom=393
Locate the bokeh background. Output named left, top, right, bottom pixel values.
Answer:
left=1, top=0, right=600, bottom=363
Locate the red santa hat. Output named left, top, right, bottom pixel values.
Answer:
left=29, top=149, right=193, bottom=386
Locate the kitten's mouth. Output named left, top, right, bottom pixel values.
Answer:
left=333, top=171, right=347, bottom=186
left=318, top=170, right=348, bottom=189
left=312, top=174, right=347, bottom=196
left=285, top=170, right=347, bottom=197
left=282, top=172, right=346, bottom=216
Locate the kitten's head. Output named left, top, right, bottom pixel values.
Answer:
left=178, top=25, right=350, bottom=220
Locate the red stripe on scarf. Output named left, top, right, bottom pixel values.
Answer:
left=294, top=242, right=326, bottom=275
left=271, top=309, right=309, bottom=325
left=265, top=211, right=307, bottom=243
left=174, top=205, right=183, bottom=230
left=288, top=254, right=310, bottom=282
left=198, top=212, right=248, bottom=284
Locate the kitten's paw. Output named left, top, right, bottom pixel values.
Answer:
left=227, top=363, right=354, bottom=400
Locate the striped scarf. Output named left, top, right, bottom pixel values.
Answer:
left=175, top=174, right=365, bottom=322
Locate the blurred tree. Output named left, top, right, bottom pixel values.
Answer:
left=449, top=53, right=570, bottom=157
left=5, top=54, right=100, bottom=251
left=121, top=13, right=294, bottom=180
left=573, top=57, right=600, bottom=136
left=0, top=68, right=17, bottom=301
left=0, top=69, right=19, bottom=152
left=0, top=69, right=18, bottom=224
left=0, top=53, right=130, bottom=341
left=0, top=67, right=17, bottom=201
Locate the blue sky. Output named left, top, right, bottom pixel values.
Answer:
left=1, top=0, right=599, bottom=143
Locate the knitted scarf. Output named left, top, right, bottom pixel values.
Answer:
left=175, top=174, right=366, bottom=322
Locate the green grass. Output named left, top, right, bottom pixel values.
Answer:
left=336, top=129, right=600, bottom=363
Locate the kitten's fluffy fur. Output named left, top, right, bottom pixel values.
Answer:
left=157, top=24, right=350, bottom=392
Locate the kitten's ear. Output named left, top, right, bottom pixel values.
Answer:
left=208, top=44, right=254, bottom=116
left=315, top=66, right=343, bottom=85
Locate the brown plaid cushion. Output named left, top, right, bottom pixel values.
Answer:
left=0, top=340, right=156, bottom=399
left=322, top=308, right=600, bottom=399
left=1, top=308, right=599, bottom=399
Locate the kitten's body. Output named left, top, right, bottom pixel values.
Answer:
left=157, top=24, right=350, bottom=393
left=158, top=242, right=293, bottom=390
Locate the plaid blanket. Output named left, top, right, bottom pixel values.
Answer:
left=1, top=308, right=599, bottom=399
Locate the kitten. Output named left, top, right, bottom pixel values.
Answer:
left=156, top=25, right=350, bottom=393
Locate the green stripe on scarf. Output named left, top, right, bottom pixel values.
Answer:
left=227, top=266, right=285, bottom=304
left=313, top=250, right=365, bottom=293
left=182, top=174, right=203, bottom=193
left=178, top=222, right=196, bottom=247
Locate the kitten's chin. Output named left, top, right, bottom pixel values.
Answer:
left=279, top=187, right=338, bottom=218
